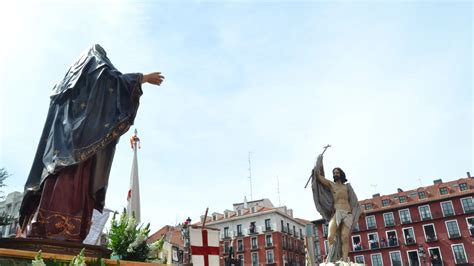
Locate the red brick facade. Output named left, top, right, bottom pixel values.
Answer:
left=312, top=176, right=474, bottom=265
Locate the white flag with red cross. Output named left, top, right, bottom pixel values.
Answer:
left=190, top=227, right=220, bottom=266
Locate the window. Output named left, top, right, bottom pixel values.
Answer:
left=251, top=237, right=257, bottom=249
left=428, top=247, right=442, bottom=265
left=237, top=210, right=241, bottom=216
left=322, top=223, right=328, bottom=237
left=382, top=199, right=390, bottom=207
left=354, top=255, right=365, bottom=263
left=370, top=253, right=383, bottom=266
left=293, top=225, right=296, bottom=236
left=399, top=209, right=411, bottom=224
left=281, top=220, right=284, bottom=232
left=237, top=239, right=244, bottom=252
left=451, top=244, right=467, bottom=264
left=439, top=187, right=449, bottom=195
left=251, top=252, right=258, bottom=266
left=265, top=235, right=272, bottom=247
left=287, top=223, right=290, bottom=234
left=365, top=203, right=373, bottom=210
left=418, top=205, right=432, bottom=220
left=446, top=220, right=460, bottom=238
left=418, top=191, right=426, bottom=199
left=224, top=227, right=230, bottom=238
left=265, top=219, right=271, bottom=231
left=324, top=240, right=329, bottom=255
left=237, top=254, right=244, bottom=264
left=224, top=241, right=229, bottom=253
left=353, top=223, right=360, bottom=232
left=399, top=196, right=407, bottom=203
left=366, top=215, right=376, bottom=229
left=407, top=250, right=420, bottom=265
left=402, top=228, right=415, bottom=245
left=389, top=251, right=402, bottom=266
left=441, top=201, right=455, bottom=216
left=461, top=197, right=474, bottom=213
left=352, top=235, right=361, bottom=251
left=422, top=224, right=437, bottom=242
left=266, top=250, right=274, bottom=263
left=467, top=217, right=474, bottom=236
left=383, top=212, right=395, bottom=227
left=236, top=224, right=242, bottom=236
left=386, top=230, right=398, bottom=247
left=299, top=228, right=303, bottom=238
left=459, top=183, right=468, bottom=191
left=249, top=222, right=256, bottom=233
left=368, top=233, right=379, bottom=249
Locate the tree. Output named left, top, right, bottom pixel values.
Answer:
left=0, top=168, right=13, bottom=226
left=0, top=168, right=10, bottom=200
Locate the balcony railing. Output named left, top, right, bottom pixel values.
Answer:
left=448, top=233, right=461, bottom=239
left=421, top=216, right=432, bottom=221
left=264, top=226, right=273, bottom=232
left=236, top=232, right=243, bottom=237
left=426, top=235, right=438, bottom=242
left=249, top=227, right=258, bottom=234
left=251, top=245, right=258, bottom=250
left=266, top=242, right=273, bottom=248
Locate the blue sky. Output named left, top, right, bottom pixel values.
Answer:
left=0, top=1, right=472, bottom=232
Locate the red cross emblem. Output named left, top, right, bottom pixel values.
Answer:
left=191, top=229, right=220, bottom=266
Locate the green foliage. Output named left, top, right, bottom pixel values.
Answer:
left=0, top=168, right=10, bottom=199
left=107, top=209, right=151, bottom=262
left=148, top=237, right=165, bottom=261
left=32, top=249, right=107, bottom=266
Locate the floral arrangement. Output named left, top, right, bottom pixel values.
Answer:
left=31, top=249, right=105, bottom=266
left=107, top=209, right=151, bottom=261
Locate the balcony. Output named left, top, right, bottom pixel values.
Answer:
left=367, top=225, right=377, bottom=230
left=425, top=235, right=438, bottom=242
left=465, top=209, right=474, bottom=214
left=388, top=238, right=399, bottom=247
left=236, top=232, right=243, bottom=237
left=249, top=227, right=258, bottom=235
left=251, top=245, right=258, bottom=251
left=405, top=238, right=416, bottom=246
left=265, top=242, right=273, bottom=248
left=223, top=234, right=231, bottom=240
left=448, top=233, right=461, bottom=239
left=421, top=216, right=432, bottom=221
left=384, top=222, right=395, bottom=227
left=369, top=241, right=379, bottom=250
left=264, top=226, right=273, bottom=232
left=443, top=211, right=455, bottom=217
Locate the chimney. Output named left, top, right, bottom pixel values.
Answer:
left=467, top=172, right=472, bottom=179
left=433, top=179, right=443, bottom=185
left=372, top=193, right=380, bottom=198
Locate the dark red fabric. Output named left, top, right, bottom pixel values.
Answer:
left=25, top=159, right=95, bottom=242
left=191, top=229, right=220, bottom=266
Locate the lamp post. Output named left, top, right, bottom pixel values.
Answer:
left=182, top=217, right=192, bottom=265
left=418, top=244, right=426, bottom=266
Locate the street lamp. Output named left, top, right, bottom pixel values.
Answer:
left=418, top=244, right=426, bottom=265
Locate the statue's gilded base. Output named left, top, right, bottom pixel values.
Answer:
left=0, top=237, right=111, bottom=258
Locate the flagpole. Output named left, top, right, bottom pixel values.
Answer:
left=127, top=129, right=141, bottom=223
